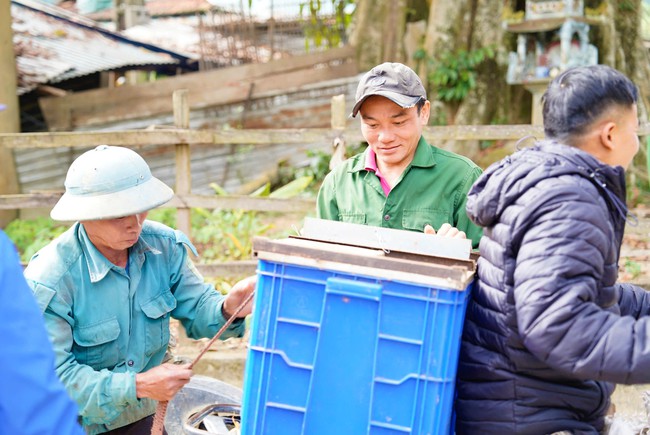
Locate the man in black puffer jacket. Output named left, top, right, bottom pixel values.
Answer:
left=455, top=65, right=650, bottom=434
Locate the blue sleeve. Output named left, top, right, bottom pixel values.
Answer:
left=514, top=184, right=650, bottom=384
left=169, top=230, right=245, bottom=340
left=0, top=231, right=84, bottom=435
left=618, top=282, right=650, bottom=318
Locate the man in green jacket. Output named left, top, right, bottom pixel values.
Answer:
left=317, top=62, right=483, bottom=248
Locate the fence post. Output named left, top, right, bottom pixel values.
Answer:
left=0, top=1, right=21, bottom=226
left=171, top=90, right=193, bottom=350
left=329, top=94, right=347, bottom=169
left=173, top=90, right=192, bottom=237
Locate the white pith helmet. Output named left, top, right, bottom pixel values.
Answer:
left=50, top=145, right=174, bottom=221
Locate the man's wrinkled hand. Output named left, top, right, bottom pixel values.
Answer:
left=135, top=363, right=192, bottom=401
left=424, top=223, right=466, bottom=239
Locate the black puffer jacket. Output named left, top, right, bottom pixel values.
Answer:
left=455, top=142, right=650, bottom=434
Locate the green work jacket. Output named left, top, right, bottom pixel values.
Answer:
left=24, top=221, right=244, bottom=434
left=317, top=137, right=483, bottom=249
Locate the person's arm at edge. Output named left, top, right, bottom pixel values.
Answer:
left=514, top=190, right=650, bottom=384
left=618, top=282, right=650, bottom=318
left=0, top=233, right=84, bottom=435
left=170, top=231, right=246, bottom=340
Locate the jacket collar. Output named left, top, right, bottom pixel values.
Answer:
left=538, top=141, right=627, bottom=202
left=349, top=136, right=435, bottom=173
left=76, top=223, right=160, bottom=283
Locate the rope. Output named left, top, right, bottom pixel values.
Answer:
left=150, top=291, right=255, bottom=435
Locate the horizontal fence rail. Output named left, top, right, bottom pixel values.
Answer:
left=3, top=91, right=649, bottom=278
left=3, top=124, right=650, bottom=150
left=0, top=124, right=577, bottom=213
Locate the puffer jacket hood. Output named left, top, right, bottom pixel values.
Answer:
left=454, top=140, right=650, bottom=435
left=466, top=140, right=627, bottom=229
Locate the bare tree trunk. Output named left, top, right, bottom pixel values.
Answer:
left=0, top=0, right=20, bottom=226
left=418, top=0, right=459, bottom=77
left=349, top=0, right=407, bottom=70
left=596, top=0, right=650, bottom=190
left=350, top=0, right=648, bottom=151
left=604, top=0, right=650, bottom=116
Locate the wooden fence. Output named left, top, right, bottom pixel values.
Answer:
left=2, top=91, right=649, bottom=276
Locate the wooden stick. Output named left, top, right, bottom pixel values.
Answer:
left=151, top=291, right=255, bottom=435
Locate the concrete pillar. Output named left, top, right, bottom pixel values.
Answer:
left=524, top=81, right=550, bottom=126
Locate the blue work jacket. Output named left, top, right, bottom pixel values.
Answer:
left=24, top=220, right=244, bottom=434
left=0, top=230, right=84, bottom=435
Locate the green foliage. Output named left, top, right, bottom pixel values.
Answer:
left=282, top=142, right=368, bottom=193
left=618, top=0, right=636, bottom=12
left=624, top=136, right=650, bottom=207
left=4, top=217, right=67, bottom=262
left=269, top=175, right=314, bottom=199
left=299, top=0, right=355, bottom=50
left=192, top=206, right=272, bottom=262
left=7, top=176, right=312, bottom=265
left=147, top=208, right=177, bottom=228
left=417, top=45, right=496, bottom=104
left=623, top=259, right=642, bottom=280
left=291, top=149, right=333, bottom=191
left=186, top=176, right=312, bottom=263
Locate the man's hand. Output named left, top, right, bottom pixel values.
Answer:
left=424, top=223, right=467, bottom=239
left=222, top=275, right=256, bottom=319
left=135, top=363, right=192, bottom=401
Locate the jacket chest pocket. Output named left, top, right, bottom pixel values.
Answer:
left=402, top=209, right=451, bottom=232
left=73, top=317, right=120, bottom=369
left=337, top=212, right=367, bottom=225
left=140, top=290, right=177, bottom=357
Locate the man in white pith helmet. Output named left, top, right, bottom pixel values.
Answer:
left=24, top=145, right=255, bottom=435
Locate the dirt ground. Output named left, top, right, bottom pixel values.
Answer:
left=173, top=207, right=650, bottom=432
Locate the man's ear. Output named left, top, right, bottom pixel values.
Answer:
left=420, top=100, right=431, bottom=125
left=599, top=121, right=617, bottom=152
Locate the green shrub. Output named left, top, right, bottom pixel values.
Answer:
left=5, top=217, right=68, bottom=262
left=6, top=174, right=312, bottom=267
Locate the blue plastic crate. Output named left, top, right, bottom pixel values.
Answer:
left=241, top=237, right=474, bottom=435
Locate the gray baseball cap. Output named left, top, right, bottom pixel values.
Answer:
left=351, top=62, right=427, bottom=117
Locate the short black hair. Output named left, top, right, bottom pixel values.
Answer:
left=542, top=65, right=638, bottom=143
left=416, top=98, right=426, bottom=115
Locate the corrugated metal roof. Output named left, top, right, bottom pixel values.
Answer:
left=12, top=0, right=186, bottom=95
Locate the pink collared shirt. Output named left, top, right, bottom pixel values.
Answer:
left=365, top=150, right=391, bottom=196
